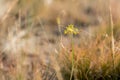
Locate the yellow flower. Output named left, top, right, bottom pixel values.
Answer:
left=64, top=24, right=79, bottom=35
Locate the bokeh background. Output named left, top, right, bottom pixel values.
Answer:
left=0, top=0, right=120, bottom=80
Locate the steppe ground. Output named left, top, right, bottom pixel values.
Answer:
left=0, top=0, right=120, bottom=80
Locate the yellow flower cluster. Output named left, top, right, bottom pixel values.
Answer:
left=64, top=24, right=79, bottom=35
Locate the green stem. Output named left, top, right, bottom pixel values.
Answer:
left=70, top=34, right=75, bottom=80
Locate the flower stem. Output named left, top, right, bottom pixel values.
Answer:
left=70, top=34, right=75, bottom=80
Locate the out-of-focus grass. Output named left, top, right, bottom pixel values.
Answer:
left=0, top=0, right=120, bottom=80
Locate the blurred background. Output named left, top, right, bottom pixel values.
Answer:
left=1, top=0, right=120, bottom=27
left=0, top=0, right=120, bottom=80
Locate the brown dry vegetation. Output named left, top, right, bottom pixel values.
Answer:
left=0, top=0, right=120, bottom=80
